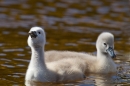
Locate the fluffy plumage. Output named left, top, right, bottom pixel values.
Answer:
left=25, top=27, right=85, bottom=85
left=45, top=32, right=117, bottom=73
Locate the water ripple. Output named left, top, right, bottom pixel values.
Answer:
left=3, top=48, right=24, bottom=52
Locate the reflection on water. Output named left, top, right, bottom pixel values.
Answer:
left=0, top=0, right=129, bottom=85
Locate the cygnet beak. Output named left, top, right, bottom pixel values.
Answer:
left=29, top=31, right=37, bottom=38
left=106, top=47, right=116, bottom=58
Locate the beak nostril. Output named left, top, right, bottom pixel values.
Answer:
left=106, top=47, right=116, bottom=58
left=29, top=31, right=37, bottom=38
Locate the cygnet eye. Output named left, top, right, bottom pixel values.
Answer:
left=38, top=32, right=41, bottom=34
left=104, top=43, right=107, bottom=46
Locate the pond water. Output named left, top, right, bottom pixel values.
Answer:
left=0, top=0, right=130, bottom=86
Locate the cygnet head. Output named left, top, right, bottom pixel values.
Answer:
left=96, top=32, right=116, bottom=58
left=28, top=27, right=46, bottom=48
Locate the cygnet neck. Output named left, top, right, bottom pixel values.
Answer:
left=97, top=50, right=110, bottom=60
left=29, top=46, right=46, bottom=69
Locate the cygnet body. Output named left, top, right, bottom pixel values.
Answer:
left=25, top=27, right=85, bottom=85
left=45, top=32, right=117, bottom=73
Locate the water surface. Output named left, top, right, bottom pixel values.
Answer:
left=0, top=0, right=130, bottom=85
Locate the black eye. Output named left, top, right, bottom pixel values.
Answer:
left=38, top=32, right=41, bottom=34
left=104, top=43, right=107, bottom=46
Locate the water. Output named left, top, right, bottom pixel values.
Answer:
left=0, top=0, right=130, bottom=85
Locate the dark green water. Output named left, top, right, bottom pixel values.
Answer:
left=0, top=0, right=130, bottom=85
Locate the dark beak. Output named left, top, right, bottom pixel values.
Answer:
left=29, top=31, right=37, bottom=38
left=106, top=47, right=116, bottom=58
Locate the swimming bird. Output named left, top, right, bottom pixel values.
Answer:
left=25, top=27, right=85, bottom=85
left=45, top=32, right=117, bottom=73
